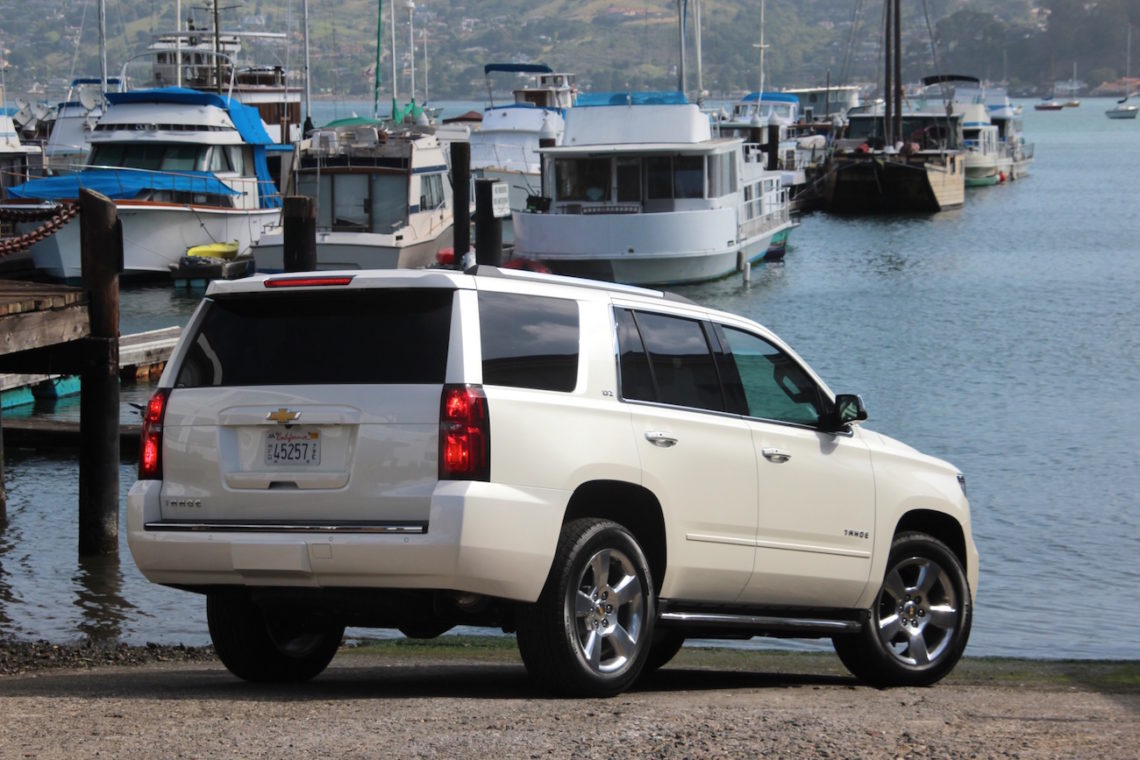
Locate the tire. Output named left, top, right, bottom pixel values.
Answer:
left=833, top=531, right=972, bottom=687
left=207, top=592, right=345, bottom=683
left=641, top=630, right=686, bottom=675
left=516, top=518, right=656, bottom=697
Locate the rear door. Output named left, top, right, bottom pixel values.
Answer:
left=616, top=308, right=758, bottom=603
left=159, top=287, right=454, bottom=526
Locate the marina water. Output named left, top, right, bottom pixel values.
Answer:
left=1, top=100, right=1137, bottom=660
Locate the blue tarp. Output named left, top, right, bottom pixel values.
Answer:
left=8, top=169, right=240, bottom=201
left=575, top=91, right=689, bottom=107
left=740, top=92, right=799, bottom=103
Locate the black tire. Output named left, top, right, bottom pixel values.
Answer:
left=516, top=518, right=656, bottom=697
left=641, top=630, right=686, bottom=675
left=207, top=592, right=344, bottom=683
left=833, top=531, right=972, bottom=687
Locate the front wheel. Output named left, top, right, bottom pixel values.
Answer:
left=516, top=519, right=656, bottom=697
left=207, top=592, right=344, bottom=683
left=833, top=532, right=972, bottom=687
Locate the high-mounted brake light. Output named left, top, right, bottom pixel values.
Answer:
left=138, top=388, right=170, bottom=480
left=439, top=384, right=490, bottom=481
left=263, top=275, right=356, bottom=288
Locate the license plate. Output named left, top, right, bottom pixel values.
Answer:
left=265, top=428, right=321, bottom=465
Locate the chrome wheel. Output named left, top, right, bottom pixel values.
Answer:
left=832, top=532, right=972, bottom=687
left=516, top=518, right=656, bottom=697
left=873, top=555, right=960, bottom=667
left=570, top=546, right=647, bottom=675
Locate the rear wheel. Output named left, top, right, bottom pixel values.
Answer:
left=207, top=592, right=344, bottom=683
left=516, top=519, right=656, bottom=697
left=833, top=532, right=972, bottom=687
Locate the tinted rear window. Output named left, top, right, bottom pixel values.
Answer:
left=478, top=292, right=579, bottom=392
left=174, top=289, right=453, bottom=387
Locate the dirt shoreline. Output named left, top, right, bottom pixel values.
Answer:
left=1, top=637, right=1137, bottom=758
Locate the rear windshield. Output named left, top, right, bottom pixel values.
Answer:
left=174, top=289, right=453, bottom=387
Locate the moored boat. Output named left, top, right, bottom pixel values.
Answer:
left=251, top=121, right=453, bottom=272
left=4, top=76, right=283, bottom=281
left=510, top=91, right=793, bottom=285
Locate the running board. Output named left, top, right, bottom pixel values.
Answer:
left=659, top=611, right=862, bottom=636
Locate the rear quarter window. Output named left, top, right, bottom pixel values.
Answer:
left=174, top=289, right=453, bottom=387
left=478, top=292, right=579, bottom=392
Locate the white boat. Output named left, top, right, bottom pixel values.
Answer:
left=251, top=121, right=453, bottom=272
left=780, top=84, right=864, bottom=123
left=469, top=63, right=578, bottom=240
left=0, top=86, right=43, bottom=196
left=913, top=76, right=1006, bottom=187
left=510, top=91, right=794, bottom=285
left=5, top=80, right=283, bottom=281
left=1106, top=96, right=1139, bottom=119
left=41, top=77, right=123, bottom=173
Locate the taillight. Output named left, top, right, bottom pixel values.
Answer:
left=138, top=388, right=170, bottom=480
left=439, top=384, right=490, bottom=481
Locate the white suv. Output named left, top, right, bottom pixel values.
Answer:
left=128, top=266, right=977, bottom=696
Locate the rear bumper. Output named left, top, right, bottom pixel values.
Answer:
left=126, top=479, right=565, bottom=603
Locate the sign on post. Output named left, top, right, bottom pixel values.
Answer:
left=491, top=182, right=511, bottom=219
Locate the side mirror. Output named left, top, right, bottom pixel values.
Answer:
left=822, top=393, right=868, bottom=431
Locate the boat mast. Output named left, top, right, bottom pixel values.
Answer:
left=883, top=0, right=893, bottom=146
left=406, top=0, right=416, bottom=105
left=373, top=0, right=383, bottom=118
left=390, top=0, right=398, bottom=119
left=98, top=0, right=108, bottom=95
left=676, top=0, right=686, bottom=94
left=694, top=0, right=703, bottom=100
left=303, top=0, right=312, bottom=127
left=892, top=0, right=901, bottom=144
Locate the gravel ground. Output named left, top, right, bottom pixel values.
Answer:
left=0, top=639, right=1136, bottom=759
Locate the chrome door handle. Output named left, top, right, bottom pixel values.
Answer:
left=645, top=431, right=678, bottom=448
left=762, top=447, right=791, bottom=463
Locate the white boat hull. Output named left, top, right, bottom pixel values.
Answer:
left=252, top=226, right=453, bottom=273
left=22, top=201, right=280, bottom=280
left=512, top=207, right=793, bottom=286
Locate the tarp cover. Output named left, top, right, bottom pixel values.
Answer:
left=9, top=169, right=240, bottom=201
left=576, top=91, right=689, bottom=107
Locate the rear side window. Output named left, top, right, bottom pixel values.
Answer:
left=616, top=308, right=725, bottom=412
left=174, top=289, right=453, bottom=387
left=478, top=292, right=579, bottom=392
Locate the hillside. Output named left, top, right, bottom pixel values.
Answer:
left=0, top=1, right=1135, bottom=102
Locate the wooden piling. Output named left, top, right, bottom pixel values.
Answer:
left=450, top=141, right=470, bottom=266
left=283, top=196, right=317, bottom=272
left=78, top=188, right=122, bottom=556
left=474, top=179, right=502, bottom=267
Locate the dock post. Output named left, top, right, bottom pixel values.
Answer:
left=78, top=188, right=122, bottom=556
left=282, top=196, right=317, bottom=272
left=1, top=403, right=7, bottom=525
left=451, top=141, right=471, bottom=268
left=474, top=178, right=502, bottom=267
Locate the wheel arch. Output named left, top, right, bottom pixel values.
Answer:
left=894, top=509, right=968, bottom=570
left=563, top=480, right=667, bottom=594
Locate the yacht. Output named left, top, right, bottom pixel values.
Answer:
left=510, top=92, right=793, bottom=285
left=251, top=120, right=453, bottom=272
left=5, top=65, right=283, bottom=280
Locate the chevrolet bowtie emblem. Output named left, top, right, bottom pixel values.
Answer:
left=266, top=408, right=301, bottom=424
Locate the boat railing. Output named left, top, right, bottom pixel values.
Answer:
left=470, top=141, right=536, bottom=173
left=78, top=164, right=252, bottom=199
left=738, top=187, right=791, bottom=240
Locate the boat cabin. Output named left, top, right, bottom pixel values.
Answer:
left=837, top=112, right=963, bottom=153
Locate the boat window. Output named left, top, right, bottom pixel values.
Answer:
left=371, top=174, right=407, bottom=232
left=707, top=153, right=736, bottom=198
left=554, top=157, right=610, bottom=202
left=646, top=156, right=672, bottom=200
left=226, top=146, right=247, bottom=176
left=163, top=145, right=200, bottom=172
left=420, top=174, right=445, bottom=210
left=616, top=158, right=641, bottom=203
left=207, top=146, right=233, bottom=173
left=716, top=326, right=823, bottom=426
left=88, top=144, right=125, bottom=168
left=674, top=155, right=705, bottom=199
left=333, top=174, right=369, bottom=231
